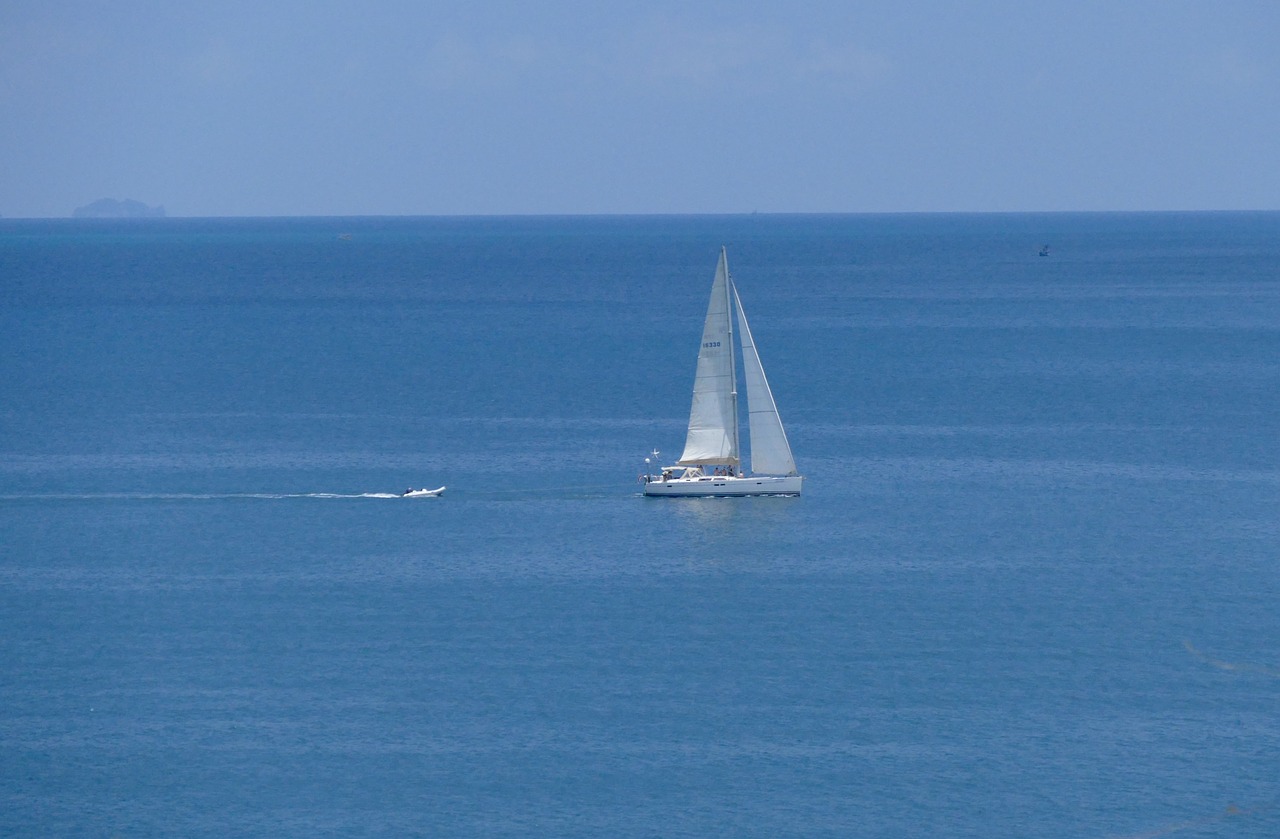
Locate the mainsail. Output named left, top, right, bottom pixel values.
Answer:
left=734, top=285, right=798, bottom=476
left=677, top=248, right=739, bottom=466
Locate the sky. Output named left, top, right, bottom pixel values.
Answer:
left=1, top=1, right=1277, bottom=217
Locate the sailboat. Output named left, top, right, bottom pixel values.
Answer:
left=643, top=248, right=803, bottom=497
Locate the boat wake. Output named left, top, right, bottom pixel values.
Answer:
left=0, top=491, right=423, bottom=502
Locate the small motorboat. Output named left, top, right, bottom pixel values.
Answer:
left=401, top=486, right=446, bottom=498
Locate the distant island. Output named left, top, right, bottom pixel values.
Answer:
left=73, top=198, right=166, bottom=219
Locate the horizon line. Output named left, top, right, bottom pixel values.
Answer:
left=4, top=208, right=1279, bottom=222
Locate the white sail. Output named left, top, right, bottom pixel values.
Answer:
left=734, top=285, right=798, bottom=476
left=677, top=248, right=739, bottom=466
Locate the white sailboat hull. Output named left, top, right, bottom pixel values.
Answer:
left=643, top=475, right=803, bottom=497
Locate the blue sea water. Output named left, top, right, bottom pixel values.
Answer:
left=2, top=213, right=1279, bottom=837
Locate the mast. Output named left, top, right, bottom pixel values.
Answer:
left=724, top=247, right=741, bottom=475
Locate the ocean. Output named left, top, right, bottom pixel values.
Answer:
left=2, top=213, right=1278, bottom=836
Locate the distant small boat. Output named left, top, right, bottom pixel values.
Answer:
left=401, top=486, right=445, bottom=498
left=338, top=233, right=353, bottom=241
left=1039, top=244, right=1051, bottom=257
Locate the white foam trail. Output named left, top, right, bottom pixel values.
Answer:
left=0, top=491, right=420, bottom=502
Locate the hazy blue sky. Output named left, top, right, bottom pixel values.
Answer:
left=2, top=1, right=1277, bottom=217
